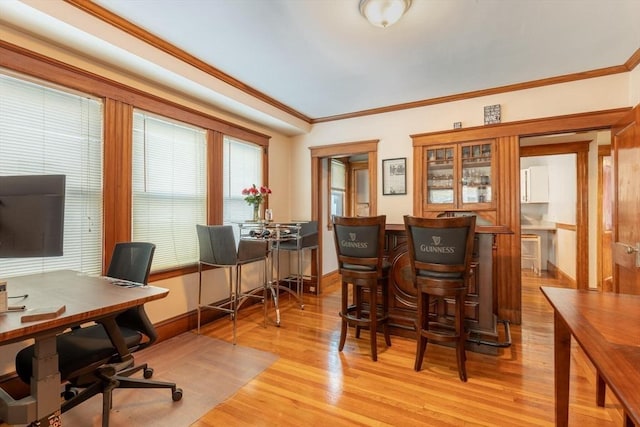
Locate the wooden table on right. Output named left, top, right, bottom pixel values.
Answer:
left=540, top=286, right=640, bottom=426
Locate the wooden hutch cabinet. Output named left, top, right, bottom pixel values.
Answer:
left=424, top=140, right=495, bottom=211
left=401, top=136, right=509, bottom=353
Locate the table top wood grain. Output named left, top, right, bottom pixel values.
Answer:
left=541, top=286, right=640, bottom=424
left=0, top=270, right=168, bottom=345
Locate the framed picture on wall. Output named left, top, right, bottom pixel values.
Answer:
left=382, top=158, right=407, bottom=195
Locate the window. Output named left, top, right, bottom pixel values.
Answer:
left=132, top=110, right=207, bottom=271
left=330, top=159, right=346, bottom=218
left=223, top=136, right=263, bottom=224
left=0, top=72, right=103, bottom=277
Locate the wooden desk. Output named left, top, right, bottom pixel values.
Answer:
left=0, top=270, right=169, bottom=425
left=540, top=286, right=640, bottom=426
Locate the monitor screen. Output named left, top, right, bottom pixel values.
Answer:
left=0, top=175, right=66, bottom=258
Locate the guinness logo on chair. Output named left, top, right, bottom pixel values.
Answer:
left=341, top=231, right=368, bottom=249
left=420, top=235, right=455, bottom=254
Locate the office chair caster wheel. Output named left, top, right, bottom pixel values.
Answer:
left=172, top=387, right=183, bottom=401
left=63, top=387, right=78, bottom=400
left=143, top=367, right=154, bottom=379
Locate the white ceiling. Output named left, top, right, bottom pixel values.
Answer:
left=2, top=0, right=639, bottom=133
left=91, top=0, right=640, bottom=118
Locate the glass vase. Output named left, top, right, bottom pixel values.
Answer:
left=252, top=204, right=260, bottom=222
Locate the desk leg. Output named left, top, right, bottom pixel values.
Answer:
left=624, top=413, right=634, bottom=427
left=596, top=372, right=606, bottom=407
left=0, top=333, right=60, bottom=425
left=554, top=311, right=571, bottom=427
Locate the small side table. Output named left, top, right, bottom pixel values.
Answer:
left=238, top=222, right=304, bottom=326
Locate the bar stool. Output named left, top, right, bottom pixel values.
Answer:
left=404, top=214, right=476, bottom=381
left=277, top=220, right=319, bottom=296
left=521, top=234, right=542, bottom=275
left=196, top=224, right=269, bottom=344
left=332, top=215, right=391, bottom=361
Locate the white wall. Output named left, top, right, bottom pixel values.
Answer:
left=546, top=154, right=578, bottom=279
left=291, top=74, right=631, bottom=226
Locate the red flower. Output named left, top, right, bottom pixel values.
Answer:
left=242, top=184, right=271, bottom=206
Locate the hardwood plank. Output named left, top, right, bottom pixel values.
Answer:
left=191, top=272, right=625, bottom=426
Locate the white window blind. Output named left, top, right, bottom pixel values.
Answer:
left=223, top=136, right=263, bottom=224
left=132, top=110, right=207, bottom=271
left=0, top=71, right=103, bottom=278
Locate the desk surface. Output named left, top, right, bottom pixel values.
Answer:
left=0, top=270, right=169, bottom=346
left=541, top=286, right=640, bottom=425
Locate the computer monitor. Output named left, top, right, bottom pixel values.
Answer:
left=0, top=175, right=66, bottom=258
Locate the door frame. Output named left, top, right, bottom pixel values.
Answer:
left=309, top=140, right=379, bottom=292
left=597, top=144, right=613, bottom=291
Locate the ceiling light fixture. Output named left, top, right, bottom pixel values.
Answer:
left=359, top=0, right=412, bottom=28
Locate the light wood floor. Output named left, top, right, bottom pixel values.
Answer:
left=193, top=272, right=625, bottom=426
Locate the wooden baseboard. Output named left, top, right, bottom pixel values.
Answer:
left=547, top=261, right=576, bottom=288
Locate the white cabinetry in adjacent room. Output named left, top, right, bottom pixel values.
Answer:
left=520, top=165, right=549, bottom=203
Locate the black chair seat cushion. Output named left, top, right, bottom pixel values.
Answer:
left=342, top=260, right=391, bottom=273
left=16, top=324, right=142, bottom=383
left=417, top=270, right=463, bottom=280
left=278, top=233, right=319, bottom=251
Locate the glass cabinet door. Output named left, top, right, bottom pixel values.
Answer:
left=426, top=146, right=455, bottom=206
left=461, top=141, right=492, bottom=205
left=424, top=139, right=494, bottom=211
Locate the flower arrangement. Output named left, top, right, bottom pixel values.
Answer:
left=242, top=184, right=271, bottom=206
left=242, top=184, right=271, bottom=221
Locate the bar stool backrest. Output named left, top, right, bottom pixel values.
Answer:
left=196, top=224, right=238, bottom=267
left=404, top=215, right=476, bottom=283
left=332, top=215, right=387, bottom=275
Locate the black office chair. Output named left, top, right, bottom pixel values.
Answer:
left=15, top=242, right=182, bottom=427
left=404, top=215, right=476, bottom=381
left=196, top=224, right=270, bottom=343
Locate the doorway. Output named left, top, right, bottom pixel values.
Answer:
left=519, top=130, right=611, bottom=290
left=309, top=140, right=379, bottom=293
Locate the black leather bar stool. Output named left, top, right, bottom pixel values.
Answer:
left=332, top=215, right=391, bottom=361
left=404, top=214, right=476, bottom=381
left=196, top=224, right=269, bottom=344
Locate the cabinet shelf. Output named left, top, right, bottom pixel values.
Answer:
left=462, top=159, right=491, bottom=167
left=426, top=162, right=454, bottom=170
